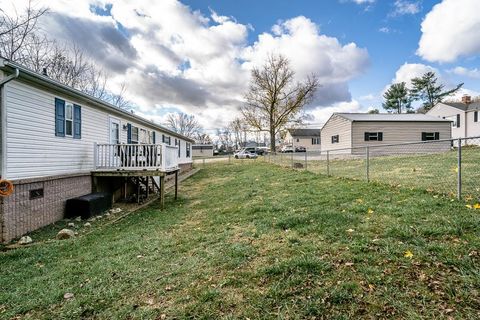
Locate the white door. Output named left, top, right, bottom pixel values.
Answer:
left=109, top=118, right=121, bottom=166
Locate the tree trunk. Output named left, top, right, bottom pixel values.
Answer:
left=270, top=129, right=276, bottom=153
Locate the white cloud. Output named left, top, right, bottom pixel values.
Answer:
left=2, top=0, right=369, bottom=129
left=308, top=100, right=365, bottom=127
left=448, top=66, right=480, bottom=79
left=379, top=27, right=390, bottom=33
left=391, top=0, right=421, bottom=16
left=392, top=63, right=439, bottom=89
left=417, top=0, right=480, bottom=62
left=349, top=0, right=375, bottom=4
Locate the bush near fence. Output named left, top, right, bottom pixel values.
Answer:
left=267, top=137, right=480, bottom=200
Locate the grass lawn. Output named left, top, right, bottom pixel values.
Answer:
left=1, top=162, right=479, bottom=319
left=272, top=147, right=480, bottom=198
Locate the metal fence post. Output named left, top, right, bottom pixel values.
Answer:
left=305, top=151, right=307, bottom=170
left=366, top=146, right=370, bottom=182
left=326, top=150, right=330, bottom=176
left=457, top=138, right=462, bottom=200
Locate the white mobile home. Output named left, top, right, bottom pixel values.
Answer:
left=0, top=58, right=194, bottom=242
left=427, top=96, right=480, bottom=141
left=320, top=113, right=452, bottom=154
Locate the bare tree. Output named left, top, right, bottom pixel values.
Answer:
left=241, top=54, right=319, bottom=152
left=229, top=117, right=247, bottom=149
left=216, top=127, right=233, bottom=151
left=166, top=112, right=202, bottom=139
left=0, top=0, right=48, bottom=60
left=195, top=132, right=212, bottom=144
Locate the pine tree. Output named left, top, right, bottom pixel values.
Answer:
left=382, top=82, right=412, bottom=113
left=410, top=72, right=463, bottom=112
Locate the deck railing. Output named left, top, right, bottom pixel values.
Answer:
left=94, top=143, right=179, bottom=171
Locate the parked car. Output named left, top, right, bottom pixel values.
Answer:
left=295, top=146, right=306, bottom=152
left=280, top=145, right=294, bottom=153
left=245, top=147, right=265, bottom=155
left=234, top=149, right=258, bottom=159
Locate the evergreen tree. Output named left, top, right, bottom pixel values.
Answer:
left=410, top=72, right=463, bottom=112
left=382, top=82, right=412, bottom=113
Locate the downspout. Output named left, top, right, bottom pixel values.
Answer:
left=0, top=67, right=19, bottom=243
left=0, top=68, right=20, bottom=179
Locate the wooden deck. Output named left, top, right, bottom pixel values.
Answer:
left=92, top=168, right=180, bottom=209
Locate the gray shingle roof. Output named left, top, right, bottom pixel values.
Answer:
left=287, top=128, right=321, bottom=137
left=442, top=102, right=480, bottom=111
left=335, top=113, right=451, bottom=122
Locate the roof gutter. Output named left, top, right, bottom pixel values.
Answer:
left=0, top=68, right=19, bottom=87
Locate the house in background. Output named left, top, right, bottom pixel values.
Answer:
left=320, top=113, right=452, bottom=155
left=427, top=95, right=480, bottom=142
left=284, top=128, right=321, bottom=151
left=0, top=58, right=194, bottom=243
left=192, top=144, right=214, bottom=157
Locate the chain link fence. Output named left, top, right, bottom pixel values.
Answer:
left=267, top=136, right=480, bottom=200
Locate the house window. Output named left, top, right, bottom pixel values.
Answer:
left=65, top=103, right=73, bottom=136
left=422, top=132, right=440, bottom=141
left=55, top=98, right=81, bottom=139
left=311, top=137, right=320, bottom=145
left=364, top=132, right=383, bottom=141
left=176, top=139, right=181, bottom=157
left=331, top=135, right=339, bottom=144
left=186, top=142, right=191, bottom=157
left=474, top=111, right=478, bottom=123
left=131, top=126, right=139, bottom=143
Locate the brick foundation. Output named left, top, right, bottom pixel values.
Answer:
left=0, top=163, right=193, bottom=243
left=1, top=174, right=92, bottom=243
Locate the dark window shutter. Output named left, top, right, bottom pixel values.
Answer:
left=73, top=105, right=81, bottom=139
left=55, top=98, right=65, bottom=137
left=152, top=131, right=156, bottom=144
left=378, top=132, right=383, bottom=141
left=127, top=124, right=132, bottom=143
left=162, top=134, right=165, bottom=143
left=475, top=111, right=478, bottom=122
left=364, top=132, right=369, bottom=141
left=434, top=132, right=440, bottom=140
left=421, top=132, right=427, bottom=141
left=457, top=114, right=460, bottom=127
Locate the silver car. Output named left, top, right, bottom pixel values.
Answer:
left=234, top=149, right=258, bottom=159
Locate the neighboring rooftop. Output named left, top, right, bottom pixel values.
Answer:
left=287, top=128, right=321, bottom=136
left=441, top=101, right=480, bottom=111
left=335, top=113, right=452, bottom=122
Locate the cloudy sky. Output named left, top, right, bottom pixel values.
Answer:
left=3, top=0, right=480, bottom=132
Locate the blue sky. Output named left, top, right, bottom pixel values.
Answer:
left=5, top=0, right=480, bottom=131
left=183, top=0, right=479, bottom=113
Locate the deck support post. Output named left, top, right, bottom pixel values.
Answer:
left=160, top=175, right=165, bottom=209
left=175, top=170, right=178, bottom=200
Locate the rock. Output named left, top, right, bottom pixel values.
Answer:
left=56, top=229, right=75, bottom=240
left=84, top=222, right=91, bottom=227
left=110, top=208, right=122, bottom=214
left=63, top=292, right=74, bottom=300
left=96, top=215, right=102, bottom=220
left=104, top=212, right=111, bottom=217
left=18, top=236, right=33, bottom=245
left=74, top=216, right=82, bottom=222
left=293, top=162, right=304, bottom=169
left=67, top=222, right=75, bottom=227
left=87, top=217, right=96, bottom=222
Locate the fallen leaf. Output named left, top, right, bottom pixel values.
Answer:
left=466, top=204, right=472, bottom=209
left=346, top=229, right=355, bottom=233
left=473, top=203, right=480, bottom=209
left=63, top=292, right=74, bottom=300
left=404, top=250, right=414, bottom=258
left=345, top=262, right=354, bottom=266
left=367, top=208, right=374, bottom=215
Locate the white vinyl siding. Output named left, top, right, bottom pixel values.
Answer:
left=3, top=80, right=192, bottom=180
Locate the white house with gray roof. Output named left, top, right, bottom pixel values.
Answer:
left=427, top=96, right=480, bottom=142
left=284, top=128, right=321, bottom=151
left=320, top=113, right=452, bottom=154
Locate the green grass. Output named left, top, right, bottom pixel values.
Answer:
left=273, top=147, right=480, bottom=199
left=1, top=162, right=479, bottom=319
